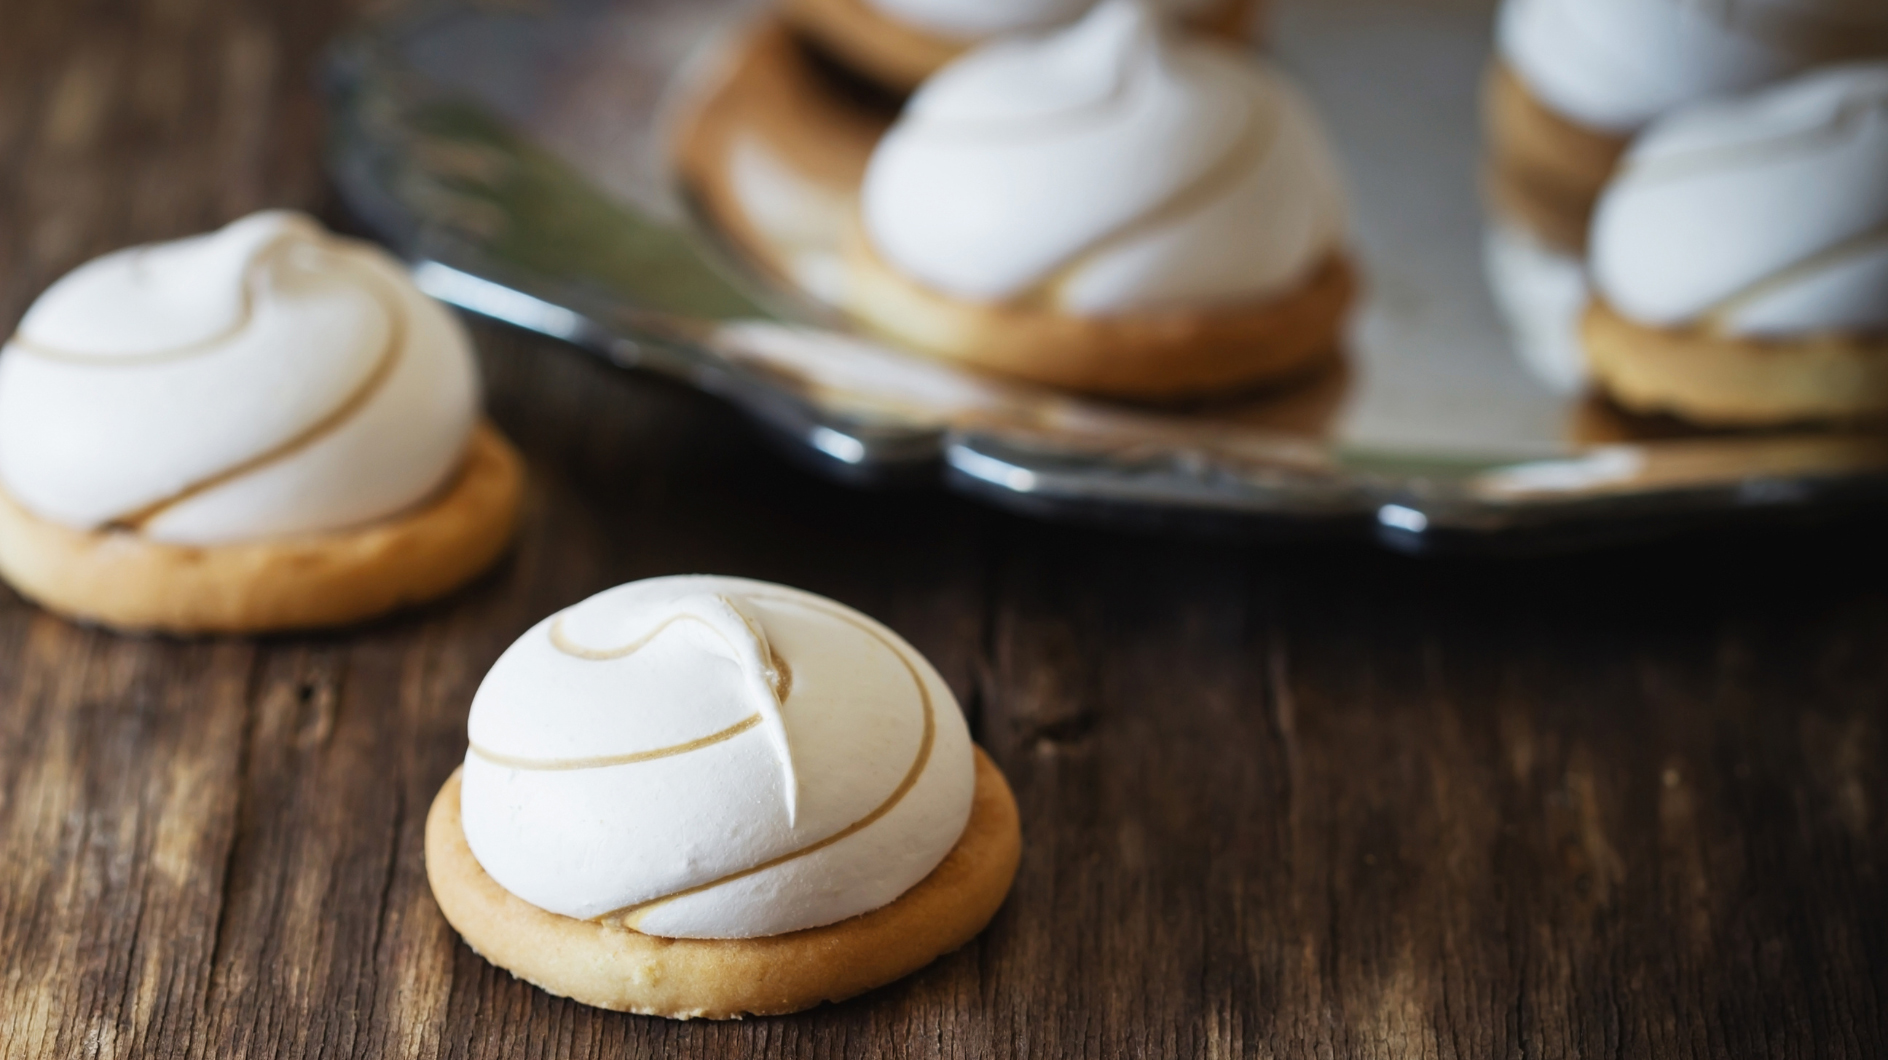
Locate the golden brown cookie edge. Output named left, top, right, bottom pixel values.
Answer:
left=1582, top=299, right=1888, bottom=427
left=0, top=421, right=525, bottom=635
left=843, top=230, right=1356, bottom=400
left=425, top=746, right=1023, bottom=1020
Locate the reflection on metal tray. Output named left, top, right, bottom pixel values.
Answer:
left=323, top=0, right=1888, bottom=553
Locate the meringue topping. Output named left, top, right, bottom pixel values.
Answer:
left=546, top=592, right=801, bottom=822
left=858, top=0, right=1346, bottom=314
left=0, top=211, right=480, bottom=544
left=1497, top=0, right=1887, bottom=134
left=459, top=576, right=977, bottom=940
left=1590, top=62, right=1888, bottom=338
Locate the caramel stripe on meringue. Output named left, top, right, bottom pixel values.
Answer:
left=469, top=714, right=767, bottom=773
left=469, top=607, right=795, bottom=773
left=106, top=263, right=409, bottom=532
left=585, top=594, right=938, bottom=931
left=533, top=592, right=805, bottom=821
left=1699, top=219, right=1888, bottom=336
left=0, top=210, right=484, bottom=547
left=547, top=610, right=795, bottom=699
left=4, top=233, right=414, bottom=535
left=1620, top=94, right=1888, bottom=187
left=1033, top=100, right=1277, bottom=308
left=4, top=239, right=284, bottom=366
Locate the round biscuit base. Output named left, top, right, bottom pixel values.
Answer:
left=843, top=233, right=1356, bottom=401
left=1481, top=60, right=1629, bottom=255
left=1582, top=300, right=1888, bottom=426
left=0, top=421, right=525, bottom=635
left=425, top=746, right=1023, bottom=1020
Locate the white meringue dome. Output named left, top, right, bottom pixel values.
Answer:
left=0, top=211, right=479, bottom=545
left=458, top=576, right=977, bottom=940
left=1497, top=0, right=1887, bottom=134
left=858, top=0, right=1346, bottom=314
left=1590, top=62, right=1888, bottom=338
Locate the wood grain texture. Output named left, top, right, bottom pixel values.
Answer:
left=2, top=1, right=1886, bottom=1057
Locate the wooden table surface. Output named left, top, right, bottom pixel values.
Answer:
left=3, top=1, right=1886, bottom=1057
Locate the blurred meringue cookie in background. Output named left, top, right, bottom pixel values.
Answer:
left=1582, top=62, right=1888, bottom=425
left=426, top=575, right=1021, bottom=1019
left=1483, top=0, right=1888, bottom=253
left=843, top=0, right=1355, bottom=399
left=0, top=210, right=524, bottom=634
left=781, top=0, right=1259, bottom=94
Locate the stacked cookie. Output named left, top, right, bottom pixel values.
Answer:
left=1482, top=0, right=1888, bottom=423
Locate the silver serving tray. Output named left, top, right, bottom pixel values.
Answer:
left=323, top=0, right=1888, bottom=552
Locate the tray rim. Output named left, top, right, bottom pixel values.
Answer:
left=319, top=0, right=1888, bottom=554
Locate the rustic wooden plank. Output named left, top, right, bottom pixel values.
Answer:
left=2, top=0, right=1888, bottom=1057
left=0, top=618, right=256, bottom=1059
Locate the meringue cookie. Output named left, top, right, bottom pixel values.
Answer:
left=1590, top=62, right=1888, bottom=338
left=858, top=0, right=1346, bottom=315
left=866, top=0, right=1221, bottom=38
left=459, top=575, right=977, bottom=940
left=0, top=210, right=479, bottom=545
left=1496, top=0, right=1885, bottom=135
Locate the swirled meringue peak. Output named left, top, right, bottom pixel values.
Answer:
left=1497, top=0, right=1887, bottom=134
left=0, top=211, right=479, bottom=544
left=1590, top=62, right=1888, bottom=338
left=858, top=0, right=1346, bottom=314
left=459, top=576, right=977, bottom=940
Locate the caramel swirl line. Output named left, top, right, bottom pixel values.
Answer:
left=106, top=261, right=409, bottom=532
left=6, top=233, right=299, bottom=366
left=1027, top=93, right=1295, bottom=310
left=0, top=235, right=413, bottom=533
left=469, top=713, right=764, bottom=772
left=1699, top=219, right=1888, bottom=337
left=468, top=644, right=793, bottom=774
left=551, top=594, right=938, bottom=931
left=547, top=596, right=801, bottom=823
left=469, top=605, right=796, bottom=774
left=7, top=322, right=261, bottom=366
left=1620, top=95, right=1886, bottom=188
left=547, top=611, right=794, bottom=702
left=4, top=249, right=269, bottom=366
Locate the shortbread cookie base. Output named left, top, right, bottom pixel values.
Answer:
left=1482, top=61, right=1629, bottom=254
left=1583, top=300, right=1888, bottom=426
left=844, top=234, right=1356, bottom=400
left=0, top=421, right=524, bottom=635
left=425, top=747, right=1023, bottom=1020
left=782, top=0, right=1262, bottom=94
